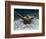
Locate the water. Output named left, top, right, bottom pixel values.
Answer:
left=14, top=18, right=39, bottom=30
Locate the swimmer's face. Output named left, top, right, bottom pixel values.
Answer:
left=26, top=16, right=29, bottom=18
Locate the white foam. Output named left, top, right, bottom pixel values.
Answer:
left=14, top=18, right=39, bottom=30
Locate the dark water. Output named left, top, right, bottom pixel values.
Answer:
left=14, top=9, right=39, bottom=20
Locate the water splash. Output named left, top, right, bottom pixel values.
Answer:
left=14, top=18, right=39, bottom=30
